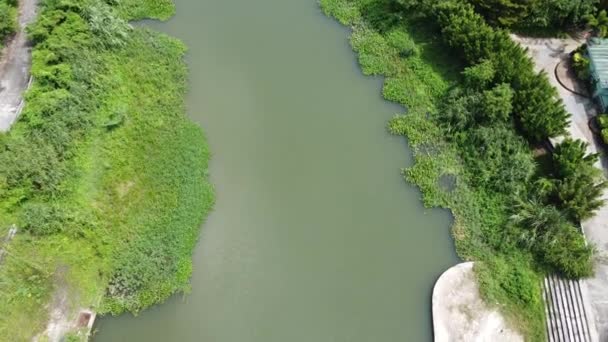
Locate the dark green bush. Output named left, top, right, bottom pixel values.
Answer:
left=473, top=0, right=596, bottom=30
left=20, top=203, right=65, bottom=236
left=572, top=52, right=591, bottom=81
left=0, top=2, right=16, bottom=41
left=432, top=0, right=569, bottom=142
left=597, top=114, right=608, bottom=129
left=18, top=201, right=94, bottom=237
left=541, top=139, right=607, bottom=221
left=480, top=83, right=513, bottom=123
left=602, top=128, right=608, bottom=143
left=460, top=125, right=535, bottom=193
left=462, top=59, right=495, bottom=90
left=540, top=223, right=594, bottom=278
left=508, top=197, right=594, bottom=277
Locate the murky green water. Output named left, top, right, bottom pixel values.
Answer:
left=93, top=0, right=458, bottom=340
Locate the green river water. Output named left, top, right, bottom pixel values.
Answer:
left=94, top=0, right=458, bottom=340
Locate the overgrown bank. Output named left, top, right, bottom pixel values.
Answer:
left=0, top=0, right=213, bottom=339
left=321, top=0, right=606, bottom=340
left=0, top=0, right=16, bottom=47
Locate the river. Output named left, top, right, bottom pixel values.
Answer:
left=93, top=0, right=458, bottom=340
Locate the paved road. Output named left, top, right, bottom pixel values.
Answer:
left=0, top=0, right=37, bottom=132
left=515, top=34, right=608, bottom=342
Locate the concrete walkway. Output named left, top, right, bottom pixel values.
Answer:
left=432, top=262, right=523, bottom=342
left=0, top=0, right=37, bottom=132
left=514, top=34, right=608, bottom=341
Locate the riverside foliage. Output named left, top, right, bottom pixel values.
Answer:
left=321, top=0, right=606, bottom=340
left=465, top=0, right=598, bottom=30
left=0, top=0, right=213, bottom=338
left=0, top=0, right=16, bottom=45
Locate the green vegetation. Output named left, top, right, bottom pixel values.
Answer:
left=115, top=0, right=175, bottom=21
left=598, top=113, right=608, bottom=143
left=321, top=0, right=606, bottom=339
left=0, top=0, right=213, bottom=339
left=586, top=9, right=608, bottom=37
left=0, top=0, right=17, bottom=46
left=467, top=0, right=597, bottom=31
left=431, top=1, right=570, bottom=142
left=462, top=1, right=608, bottom=36
left=573, top=46, right=591, bottom=81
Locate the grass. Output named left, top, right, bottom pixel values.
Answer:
left=321, top=0, right=546, bottom=339
left=116, top=0, right=175, bottom=21
left=0, top=0, right=213, bottom=339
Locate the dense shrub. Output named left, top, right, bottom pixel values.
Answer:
left=462, top=59, right=495, bottom=90
left=460, top=125, right=535, bottom=193
left=573, top=52, right=591, bottom=81
left=431, top=0, right=569, bottom=142
left=0, top=0, right=214, bottom=337
left=509, top=198, right=594, bottom=277
left=19, top=203, right=66, bottom=235
left=542, top=139, right=607, bottom=221
left=541, top=223, right=594, bottom=278
left=0, top=1, right=16, bottom=42
left=480, top=83, right=513, bottom=122
left=468, top=0, right=597, bottom=30
left=586, top=9, right=608, bottom=38
left=598, top=113, right=608, bottom=128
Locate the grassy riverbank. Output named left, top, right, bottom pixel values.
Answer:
left=320, top=0, right=605, bottom=340
left=0, top=0, right=17, bottom=47
left=0, top=0, right=213, bottom=339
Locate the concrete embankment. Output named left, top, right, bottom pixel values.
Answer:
left=432, top=262, right=523, bottom=342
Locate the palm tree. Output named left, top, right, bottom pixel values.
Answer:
left=586, top=10, right=608, bottom=37
left=509, top=198, right=566, bottom=248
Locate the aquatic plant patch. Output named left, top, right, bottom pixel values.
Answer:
left=0, top=0, right=213, bottom=339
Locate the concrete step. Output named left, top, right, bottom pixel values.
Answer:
left=544, top=275, right=594, bottom=342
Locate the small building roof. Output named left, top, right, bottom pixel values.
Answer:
left=588, top=38, right=608, bottom=89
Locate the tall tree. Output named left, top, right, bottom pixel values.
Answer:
left=469, top=0, right=538, bottom=27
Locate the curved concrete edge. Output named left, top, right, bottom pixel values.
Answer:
left=554, top=60, right=590, bottom=99
left=432, top=262, right=523, bottom=342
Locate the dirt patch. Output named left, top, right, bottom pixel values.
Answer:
left=35, top=266, right=72, bottom=341
left=116, top=180, right=135, bottom=198
left=438, top=173, right=456, bottom=193
left=33, top=266, right=96, bottom=341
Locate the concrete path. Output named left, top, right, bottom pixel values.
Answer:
left=432, top=262, right=523, bottom=342
left=514, top=34, right=608, bottom=341
left=0, top=225, right=17, bottom=264
left=0, top=0, right=37, bottom=132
